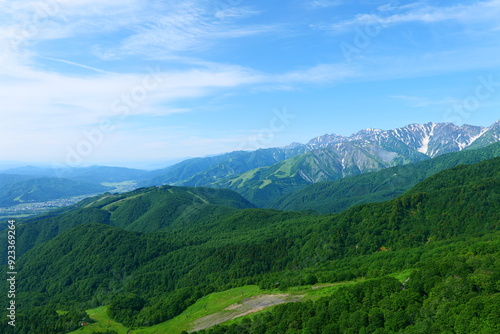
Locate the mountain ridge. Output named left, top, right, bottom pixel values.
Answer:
left=149, top=120, right=500, bottom=194
left=298, top=121, right=494, bottom=157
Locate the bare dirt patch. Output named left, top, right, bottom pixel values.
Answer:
left=189, top=294, right=303, bottom=332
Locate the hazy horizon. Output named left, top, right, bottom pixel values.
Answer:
left=2, top=118, right=499, bottom=170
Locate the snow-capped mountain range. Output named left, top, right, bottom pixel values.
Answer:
left=292, top=120, right=500, bottom=158
left=149, top=120, right=500, bottom=198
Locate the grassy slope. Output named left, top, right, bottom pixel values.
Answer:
left=68, top=271, right=414, bottom=334
left=66, top=284, right=337, bottom=333
left=68, top=286, right=268, bottom=334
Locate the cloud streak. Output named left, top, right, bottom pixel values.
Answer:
left=115, top=1, right=276, bottom=59
left=306, top=0, right=343, bottom=9
left=331, top=0, right=500, bottom=31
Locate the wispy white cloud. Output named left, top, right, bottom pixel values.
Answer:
left=275, top=63, right=357, bottom=84
left=0, top=0, right=285, bottom=162
left=306, top=0, right=343, bottom=9
left=114, top=1, right=276, bottom=59
left=214, top=6, right=260, bottom=19
left=0, top=59, right=267, bottom=162
left=332, top=0, right=500, bottom=31
left=40, top=57, right=115, bottom=74
left=0, top=0, right=274, bottom=61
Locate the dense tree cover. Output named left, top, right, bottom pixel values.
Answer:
left=0, top=207, right=110, bottom=263
left=0, top=158, right=499, bottom=332
left=271, top=142, right=500, bottom=213
left=0, top=177, right=110, bottom=207
left=107, top=293, right=146, bottom=326
left=1, top=185, right=254, bottom=262
left=0, top=308, right=92, bottom=334
left=193, top=234, right=500, bottom=334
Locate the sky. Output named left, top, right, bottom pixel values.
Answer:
left=1, top=0, right=500, bottom=169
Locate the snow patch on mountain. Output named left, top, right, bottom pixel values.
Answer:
left=417, top=123, right=437, bottom=154
left=467, top=128, right=489, bottom=146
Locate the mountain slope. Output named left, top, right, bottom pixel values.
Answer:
left=209, top=141, right=429, bottom=207
left=83, top=185, right=256, bottom=232
left=0, top=177, right=111, bottom=207
left=145, top=147, right=308, bottom=187
left=192, top=232, right=500, bottom=334
left=466, top=120, right=500, bottom=150
left=63, top=166, right=149, bottom=184
left=8, top=185, right=255, bottom=260
left=0, top=174, right=35, bottom=188
left=272, top=141, right=500, bottom=213
left=4, top=157, right=499, bottom=333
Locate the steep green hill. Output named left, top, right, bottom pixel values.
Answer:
left=209, top=142, right=429, bottom=207
left=1, top=157, right=499, bottom=333
left=272, top=141, right=500, bottom=213
left=7, top=186, right=255, bottom=260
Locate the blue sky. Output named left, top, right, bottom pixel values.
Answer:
left=1, top=0, right=500, bottom=168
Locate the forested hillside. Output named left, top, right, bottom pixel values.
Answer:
left=207, top=142, right=427, bottom=207
left=272, top=141, right=500, bottom=213
left=194, top=232, right=500, bottom=333
left=3, top=186, right=254, bottom=260
left=1, top=157, right=499, bottom=333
